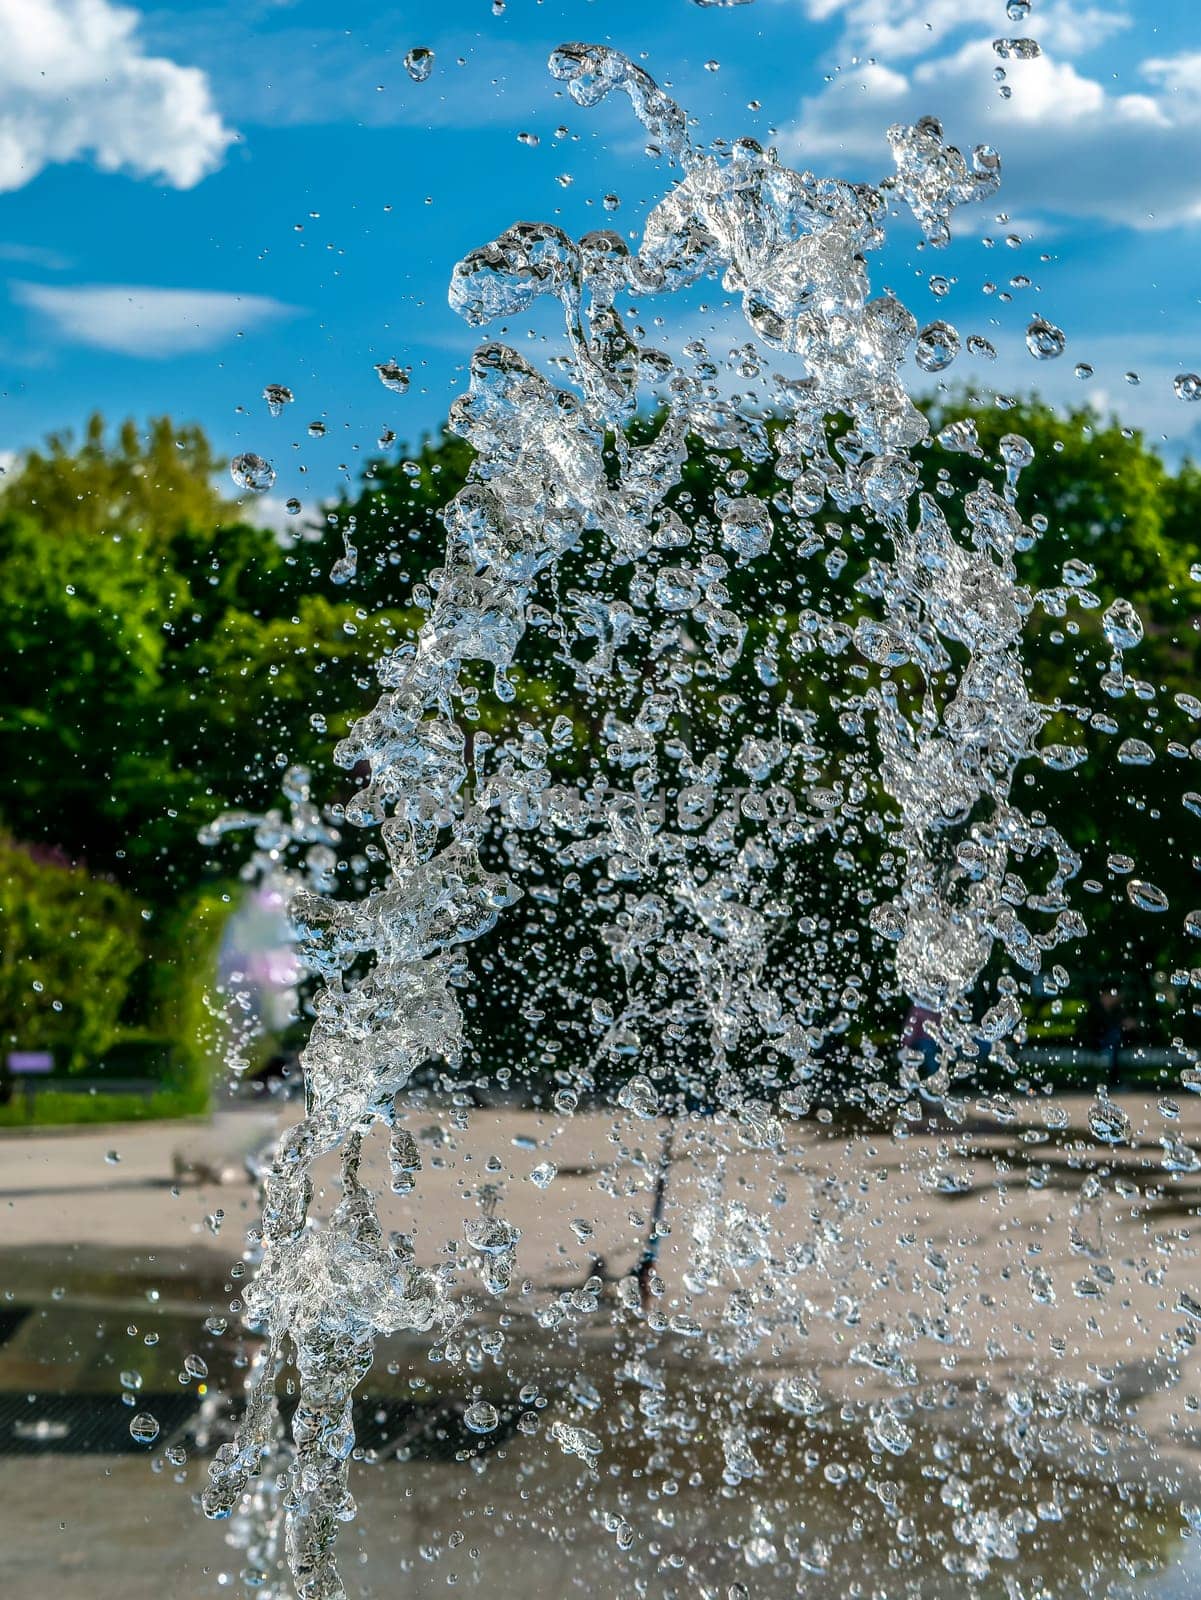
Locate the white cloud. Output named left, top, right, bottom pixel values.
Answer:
left=779, top=39, right=1201, bottom=230
left=791, top=0, right=1130, bottom=62
left=12, top=282, right=300, bottom=356
left=0, top=0, right=234, bottom=192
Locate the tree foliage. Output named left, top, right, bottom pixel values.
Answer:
left=1, top=401, right=1199, bottom=1085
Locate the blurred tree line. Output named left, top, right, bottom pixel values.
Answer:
left=0, top=401, right=1198, bottom=1107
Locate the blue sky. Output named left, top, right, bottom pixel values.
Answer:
left=1, top=0, right=1199, bottom=526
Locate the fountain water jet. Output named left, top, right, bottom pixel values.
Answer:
left=199, top=41, right=1177, bottom=1600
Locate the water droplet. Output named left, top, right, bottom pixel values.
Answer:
left=262, top=383, right=293, bottom=416
left=993, top=37, right=1041, bottom=59
left=937, top=418, right=978, bottom=452
left=285, top=497, right=302, bottom=516
left=1116, top=738, right=1154, bottom=766
left=464, top=1400, right=500, bottom=1434
left=1074, top=362, right=1093, bottom=379
left=375, top=360, right=410, bottom=394
left=915, top=320, right=960, bottom=373
left=1128, top=879, right=1169, bottom=913
left=1101, top=598, right=1143, bottom=652
left=617, top=1074, right=659, bottom=1119
left=1174, top=372, right=1201, bottom=401
left=129, top=1412, right=160, bottom=1445
left=404, top=47, right=434, bottom=83
left=1088, top=1096, right=1131, bottom=1145
left=230, top=453, right=275, bottom=494
left=1062, top=558, right=1095, bottom=587
left=999, top=432, right=1034, bottom=470
left=966, top=334, right=996, bottom=360
left=1025, top=317, right=1065, bottom=360
left=517, top=131, right=539, bottom=147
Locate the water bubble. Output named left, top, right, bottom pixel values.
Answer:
left=230, top=453, right=275, bottom=494
left=1124, top=370, right=1141, bottom=385
left=262, top=384, right=293, bottom=416
left=308, top=420, right=327, bottom=438
left=993, top=37, right=1042, bottom=59
left=129, top=1412, right=160, bottom=1445
left=1174, top=373, right=1201, bottom=401
left=528, top=1161, right=557, bottom=1189
left=966, top=334, right=996, bottom=360
left=517, top=131, right=540, bottom=147
left=1186, top=911, right=1201, bottom=939
left=285, top=497, right=302, bottom=516
left=915, top=320, right=960, bottom=373
left=375, top=360, right=410, bottom=394
left=464, top=1400, right=500, bottom=1434
left=1025, top=317, right=1065, bottom=360
left=1007, top=0, right=1031, bottom=16
left=1074, top=362, right=1093, bottom=379
left=404, top=47, right=434, bottom=82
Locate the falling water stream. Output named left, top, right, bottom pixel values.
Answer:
left=194, top=36, right=1200, bottom=1600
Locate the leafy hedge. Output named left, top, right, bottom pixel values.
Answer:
left=0, top=837, right=146, bottom=1072
left=0, top=838, right=231, bottom=1119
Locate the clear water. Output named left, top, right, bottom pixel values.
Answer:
left=190, top=37, right=1201, bottom=1600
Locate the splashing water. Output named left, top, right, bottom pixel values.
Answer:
left=199, top=42, right=1195, bottom=1600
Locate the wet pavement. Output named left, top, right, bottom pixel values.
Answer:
left=2, top=1093, right=1201, bottom=1597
